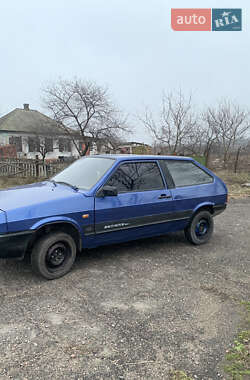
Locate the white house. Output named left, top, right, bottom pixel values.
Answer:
left=0, top=104, right=93, bottom=160
left=116, top=141, right=152, bottom=155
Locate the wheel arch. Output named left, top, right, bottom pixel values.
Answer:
left=27, top=219, right=82, bottom=255
left=192, top=202, right=215, bottom=217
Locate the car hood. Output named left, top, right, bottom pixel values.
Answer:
left=0, top=181, right=84, bottom=212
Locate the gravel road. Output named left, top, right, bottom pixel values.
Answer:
left=0, top=199, right=249, bottom=380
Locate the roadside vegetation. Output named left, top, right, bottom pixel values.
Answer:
left=170, top=370, right=193, bottom=380
left=0, top=176, right=40, bottom=189
left=216, top=171, right=250, bottom=199
left=170, top=301, right=250, bottom=380
left=223, top=301, right=250, bottom=380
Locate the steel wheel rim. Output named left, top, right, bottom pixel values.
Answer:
left=195, top=218, right=209, bottom=238
left=46, top=242, right=70, bottom=272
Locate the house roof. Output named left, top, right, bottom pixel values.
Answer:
left=0, top=106, right=67, bottom=136
left=119, top=141, right=151, bottom=147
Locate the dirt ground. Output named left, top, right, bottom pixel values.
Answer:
left=0, top=198, right=249, bottom=379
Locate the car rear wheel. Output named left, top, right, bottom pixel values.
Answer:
left=184, top=210, right=214, bottom=245
left=31, top=232, right=76, bottom=280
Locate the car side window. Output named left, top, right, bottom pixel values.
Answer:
left=106, top=162, right=164, bottom=193
left=166, top=160, right=213, bottom=187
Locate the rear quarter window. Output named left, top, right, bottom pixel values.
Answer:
left=166, top=160, right=213, bottom=187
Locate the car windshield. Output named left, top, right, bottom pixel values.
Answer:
left=52, top=157, right=115, bottom=190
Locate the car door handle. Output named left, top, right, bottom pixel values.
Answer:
left=158, top=194, right=172, bottom=199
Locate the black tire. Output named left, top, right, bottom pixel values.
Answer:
left=31, top=232, right=77, bottom=280
left=184, top=210, right=214, bottom=245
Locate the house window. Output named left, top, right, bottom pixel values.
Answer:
left=79, top=141, right=84, bottom=152
left=59, top=138, right=71, bottom=152
left=78, top=141, right=90, bottom=155
left=28, top=137, right=40, bottom=153
left=9, top=136, right=22, bottom=152
left=45, top=138, right=53, bottom=152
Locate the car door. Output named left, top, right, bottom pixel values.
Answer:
left=94, top=160, right=175, bottom=245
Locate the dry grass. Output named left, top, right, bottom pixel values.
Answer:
left=215, top=171, right=250, bottom=199
left=0, top=176, right=42, bottom=190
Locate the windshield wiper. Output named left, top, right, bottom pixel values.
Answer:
left=54, top=181, right=79, bottom=191
left=48, top=180, right=57, bottom=187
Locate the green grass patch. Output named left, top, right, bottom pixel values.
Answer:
left=191, top=155, right=206, bottom=166
left=170, top=370, right=193, bottom=380
left=223, top=302, right=250, bottom=380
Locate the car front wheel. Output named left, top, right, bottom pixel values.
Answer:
left=184, top=210, right=214, bottom=245
left=31, top=232, right=77, bottom=280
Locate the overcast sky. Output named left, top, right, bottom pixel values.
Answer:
left=0, top=0, right=249, bottom=143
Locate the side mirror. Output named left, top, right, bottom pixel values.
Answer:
left=102, top=185, right=118, bottom=197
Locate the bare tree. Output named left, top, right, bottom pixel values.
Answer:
left=181, top=123, right=206, bottom=156
left=204, top=100, right=250, bottom=168
left=201, top=111, right=218, bottom=167
left=139, top=90, right=199, bottom=155
left=42, top=78, right=130, bottom=156
left=36, top=138, right=49, bottom=163
left=231, top=138, right=250, bottom=173
left=28, top=134, right=58, bottom=163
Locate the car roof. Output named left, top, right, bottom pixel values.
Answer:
left=89, top=154, right=194, bottom=162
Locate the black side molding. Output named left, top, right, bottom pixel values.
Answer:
left=84, top=210, right=192, bottom=236
left=213, top=203, right=227, bottom=216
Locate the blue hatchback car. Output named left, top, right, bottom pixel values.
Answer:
left=0, top=155, right=227, bottom=279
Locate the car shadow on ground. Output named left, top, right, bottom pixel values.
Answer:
left=76, top=230, right=187, bottom=262
left=0, top=231, right=187, bottom=283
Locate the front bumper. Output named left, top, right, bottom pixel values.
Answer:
left=0, top=231, right=34, bottom=259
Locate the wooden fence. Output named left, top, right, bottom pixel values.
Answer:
left=0, top=158, right=68, bottom=178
